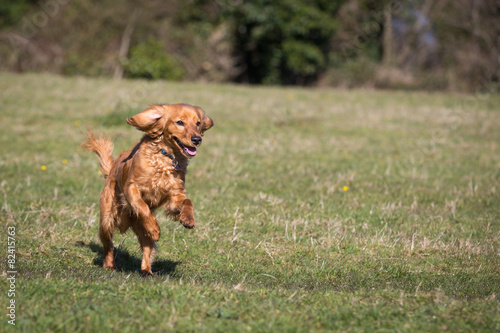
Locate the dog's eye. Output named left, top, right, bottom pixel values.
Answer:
left=196, top=121, right=201, bottom=127
left=176, top=120, right=184, bottom=126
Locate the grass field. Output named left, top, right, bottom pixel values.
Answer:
left=1, top=72, right=499, bottom=332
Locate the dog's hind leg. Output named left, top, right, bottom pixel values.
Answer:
left=130, top=219, right=156, bottom=275
left=99, top=224, right=115, bottom=270
left=99, top=185, right=117, bottom=270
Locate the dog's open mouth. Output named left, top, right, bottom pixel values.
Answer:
left=174, top=137, right=197, bottom=157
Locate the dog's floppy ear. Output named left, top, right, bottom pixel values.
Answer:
left=201, top=113, right=214, bottom=133
left=126, top=106, right=165, bottom=137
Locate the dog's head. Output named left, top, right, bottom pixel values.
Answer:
left=126, top=104, right=214, bottom=158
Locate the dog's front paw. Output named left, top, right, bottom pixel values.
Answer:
left=180, top=215, right=196, bottom=229
left=179, top=198, right=195, bottom=229
left=148, top=226, right=161, bottom=241
left=145, top=218, right=161, bottom=241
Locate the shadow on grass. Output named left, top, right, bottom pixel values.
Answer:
left=77, top=241, right=181, bottom=277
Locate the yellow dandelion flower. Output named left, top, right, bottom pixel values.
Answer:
left=62, top=159, right=68, bottom=165
left=74, top=120, right=81, bottom=126
left=343, top=186, right=349, bottom=192
left=41, top=165, right=47, bottom=171
left=98, top=170, right=102, bottom=175
left=286, top=93, right=294, bottom=100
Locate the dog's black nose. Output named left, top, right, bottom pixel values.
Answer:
left=191, top=136, right=202, bottom=146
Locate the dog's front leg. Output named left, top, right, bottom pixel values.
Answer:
left=179, top=198, right=195, bottom=229
left=124, top=183, right=161, bottom=241
left=167, top=194, right=195, bottom=229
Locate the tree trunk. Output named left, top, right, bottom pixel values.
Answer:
left=113, top=8, right=141, bottom=80
left=382, top=2, right=393, bottom=66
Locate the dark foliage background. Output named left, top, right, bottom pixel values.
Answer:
left=0, top=0, right=498, bottom=91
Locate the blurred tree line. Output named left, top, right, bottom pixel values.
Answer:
left=0, top=0, right=498, bottom=91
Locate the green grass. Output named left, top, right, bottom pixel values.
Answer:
left=1, top=72, right=499, bottom=332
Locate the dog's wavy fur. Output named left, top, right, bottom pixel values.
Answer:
left=82, top=104, right=213, bottom=275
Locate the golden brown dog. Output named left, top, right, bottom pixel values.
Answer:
left=82, top=104, right=213, bottom=275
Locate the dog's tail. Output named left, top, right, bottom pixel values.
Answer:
left=81, top=129, right=114, bottom=177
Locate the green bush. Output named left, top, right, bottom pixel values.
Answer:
left=124, top=39, right=184, bottom=80
left=283, top=40, right=325, bottom=76
left=0, top=0, right=38, bottom=28
left=228, top=0, right=345, bottom=85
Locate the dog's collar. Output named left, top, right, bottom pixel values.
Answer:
left=160, top=148, right=184, bottom=171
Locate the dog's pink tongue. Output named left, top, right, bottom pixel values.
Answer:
left=185, top=146, right=197, bottom=156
